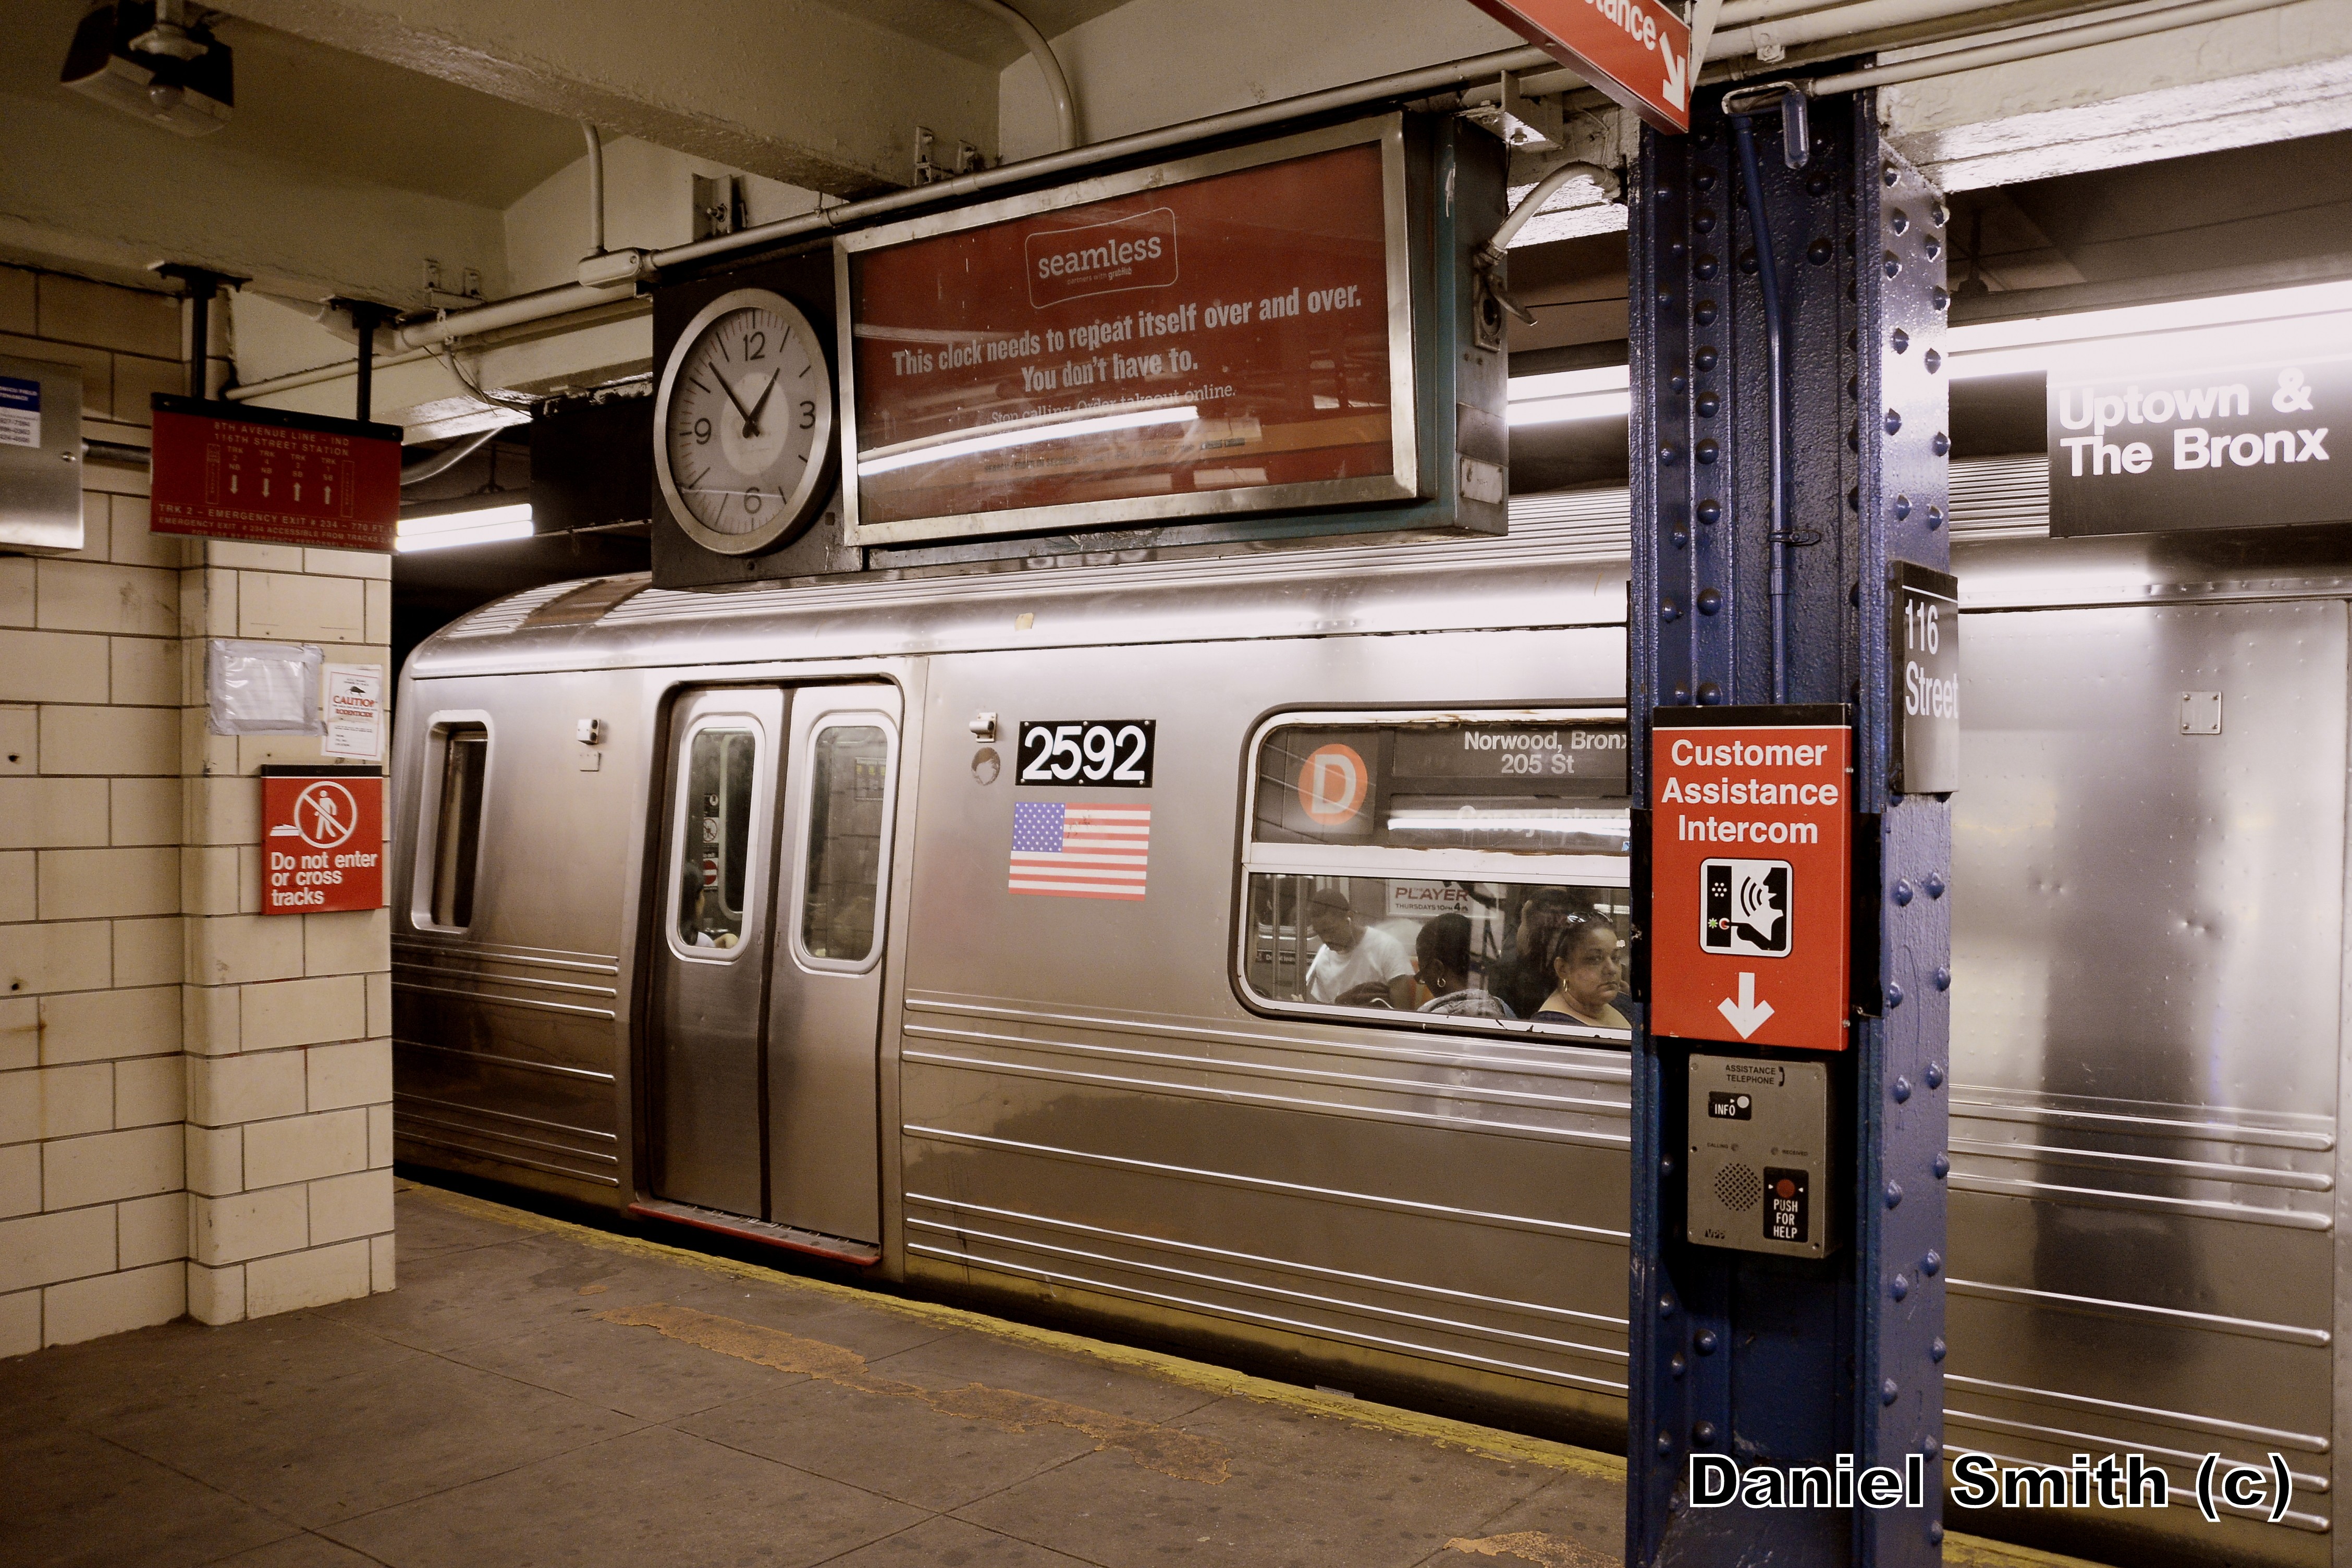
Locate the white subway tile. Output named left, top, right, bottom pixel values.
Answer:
left=117, top=1190, right=186, bottom=1267
left=0, top=921, right=111, bottom=996
left=38, top=847, right=179, bottom=921
left=44, top=1123, right=183, bottom=1209
left=185, top=1258, right=243, bottom=1324
left=0, top=631, right=109, bottom=705
left=108, top=776, right=179, bottom=846
left=43, top=1259, right=183, bottom=1346
left=244, top=1238, right=368, bottom=1317
left=0, top=1206, right=115, bottom=1292
left=308, top=1168, right=391, bottom=1244
left=242, top=1108, right=366, bottom=1190
left=0, top=778, right=111, bottom=849
left=240, top=976, right=365, bottom=1052
left=37, top=984, right=179, bottom=1065
left=186, top=1050, right=304, bottom=1127
left=306, top=1039, right=389, bottom=1112
left=188, top=1185, right=305, bottom=1266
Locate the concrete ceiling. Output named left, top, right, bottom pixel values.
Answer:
left=0, top=0, right=589, bottom=209
left=813, top=0, right=1134, bottom=67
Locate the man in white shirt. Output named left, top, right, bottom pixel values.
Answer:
left=1303, top=886, right=1415, bottom=1009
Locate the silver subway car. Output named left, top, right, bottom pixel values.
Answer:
left=393, top=480, right=2346, bottom=1568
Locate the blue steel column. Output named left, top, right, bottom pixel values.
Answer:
left=1627, top=83, right=1952, bottom=1568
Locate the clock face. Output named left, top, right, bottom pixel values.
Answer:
left=655, top=289, right=835, bottom=555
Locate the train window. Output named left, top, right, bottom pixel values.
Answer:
left=1239, top=712, right=1632, bottom=1042
left=798, top=722, right=891, bottom=966
left=425, top=722, right=487, bottom=931
left=677, top=726, right=757, bottom=953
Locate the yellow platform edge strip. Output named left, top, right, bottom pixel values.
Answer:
left=402, top=1180, right=2107, bottom=1568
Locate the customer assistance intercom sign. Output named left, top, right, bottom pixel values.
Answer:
left=1649, top=709, right=1853, bottom=1051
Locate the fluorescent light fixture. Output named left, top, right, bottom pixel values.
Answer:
left=1945, top=279, right=2352, bottom=379
left=858, top=404, right=1200, bottom=478
left=1507, top=364, right=1632, bottom=426
left=396, top=500, right=533, bottom=553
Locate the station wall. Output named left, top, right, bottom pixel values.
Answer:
left=0, top=266, right=395, bottom=1353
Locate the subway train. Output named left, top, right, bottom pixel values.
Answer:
left=390, top=455, right=2341, bottom=1568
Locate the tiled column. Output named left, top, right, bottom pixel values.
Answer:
left=181, top=543, right=396, bottom=1324
left=0, top=268, right=197, bottom=1353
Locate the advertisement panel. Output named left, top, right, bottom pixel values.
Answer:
left=1648, top=709, right=1853, bottom=1052
left=2045, top=314, right=2351, bottom=537
left=150, top=396, right=401, bottom=552
left=837, top=117, right=1415, bottom=545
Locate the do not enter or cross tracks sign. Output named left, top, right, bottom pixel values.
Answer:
left=1648, top=706, right=1853, bottom=1051
left=1464, top=0, right=1693, bottom=133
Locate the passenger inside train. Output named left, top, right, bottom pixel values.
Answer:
left=1414, top=912, right=1513, bottom=1017
left=1532, top=916, right=1632, bottom=1030
left=1303, top=886, right=1417, bottom=1008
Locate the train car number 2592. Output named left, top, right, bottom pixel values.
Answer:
left=1016, top=720, right=1156, bottom=787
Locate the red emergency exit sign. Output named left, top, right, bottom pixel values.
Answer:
left=1466, top=0, right=1693, bottom=133
left=1649, top=708, right=1853, bottom=1050
left=150, top=395, right=401, bottom=553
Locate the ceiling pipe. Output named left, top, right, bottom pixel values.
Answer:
left=400, top=426, right=500, bottom=485
left=959, top=0, right=1081, bottom=150
left=1712, top=0, right=2128, bottom=62
left=1806, top=0, right=2303, bottom=92
left=581, top=121, right=607, bottom=257
left=375, top=42, right=1554, bottom=357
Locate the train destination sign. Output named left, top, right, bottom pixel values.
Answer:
left=150, top=395, right=402, bottom=552
left=2047, top=315, right=2348, bottom=537
left=260, top=768, right=384, bottom=914
left=1465, top=0, right=1693, bottom=133
left=1649, top=709, right=1853, bottom=1051
left=838, top=118, right=1413, bottom=546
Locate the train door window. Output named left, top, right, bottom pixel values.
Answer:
left=1239, top=711, right=1634, bottom=1042
left=797, top=720, right=895, bottom=969
left=418, top=719, right=487, bottom=933
left=676, top=726, right=758, bottom=954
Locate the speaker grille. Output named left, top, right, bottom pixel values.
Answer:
left=1713, top=1163, right=1762, bottom=1212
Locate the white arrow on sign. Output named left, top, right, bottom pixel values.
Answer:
left=1661, top=45, right=1687, bottom=110
left=1718, top=972, right=1775, bottom=1038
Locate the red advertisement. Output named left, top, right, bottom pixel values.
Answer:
left=150, top=395, right=401, bottom=552
left=842, top=130, right=1408, bottom=542
left=1649, top=714, right=1853, bottom=1051
left=262, top=773, right=385, bottom=914
left=1466, top=0, right=1693, bottom=134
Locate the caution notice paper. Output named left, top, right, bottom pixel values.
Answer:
left=321, top=663, right=384, bottom=762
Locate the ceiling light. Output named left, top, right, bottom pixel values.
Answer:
left=60, top=2, right=232, bottom=137
left=396, top=500, right=533, bottom=553
left=1508, top=364, right=1632, bottom=425
left=1944, top=279, right=2352, bottom=379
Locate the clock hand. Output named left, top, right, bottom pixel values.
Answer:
left=712, top=368, right=756, bottom=426
left=743, top=370, right=782, bottom=428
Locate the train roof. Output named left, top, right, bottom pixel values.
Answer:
left=408, top=456, right=2352, bottom=678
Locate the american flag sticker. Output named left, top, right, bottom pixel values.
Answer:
left=1009, top=801, right=1152, bottom=900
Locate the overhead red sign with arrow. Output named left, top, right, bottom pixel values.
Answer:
left=1466, top=0, right=1693, bottom=134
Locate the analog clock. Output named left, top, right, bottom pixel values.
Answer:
left=653, top=288, right=836, bottom=555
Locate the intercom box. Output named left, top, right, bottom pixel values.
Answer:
left=1686, top=1054, right=1834, bottom=1259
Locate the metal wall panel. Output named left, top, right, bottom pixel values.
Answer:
left=1950, top=599, right=2346, bottom=1557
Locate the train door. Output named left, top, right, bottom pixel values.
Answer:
left=644, top=682, right=900, bottom=1251
left=648, top=688, right=786, bottom=1218
left=767, top=684, right=900, bottom=1245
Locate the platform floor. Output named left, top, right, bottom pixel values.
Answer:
left=6, top=1183, right=2086, bottom=1568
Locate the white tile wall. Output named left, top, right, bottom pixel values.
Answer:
left=0, top=265, right=393, bottom=1353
